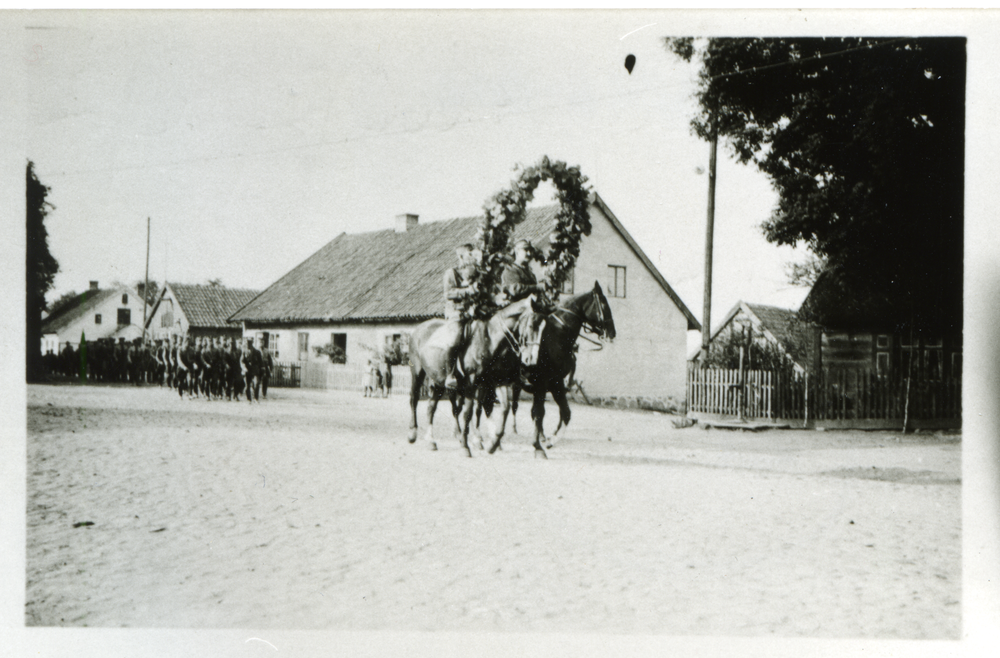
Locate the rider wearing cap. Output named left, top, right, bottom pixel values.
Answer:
left=501, top=239, right=551, bottom=366
left=441, top=243, right=479, bottom=389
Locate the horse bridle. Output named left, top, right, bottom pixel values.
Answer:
left=551, top=288, right=609, bottom=347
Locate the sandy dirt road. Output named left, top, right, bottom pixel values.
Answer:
left=25, top=383, right=960, bottom=638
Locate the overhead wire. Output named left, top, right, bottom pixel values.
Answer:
left=39, top=37, right=920, bottom=181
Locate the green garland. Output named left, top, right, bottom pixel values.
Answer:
left=465, top=157, right=591, bottom=318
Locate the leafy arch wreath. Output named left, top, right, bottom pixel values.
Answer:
left=466, top=156, right=592, bottom=319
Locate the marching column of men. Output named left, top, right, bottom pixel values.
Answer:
left=44, top=335, right=273, bottom=402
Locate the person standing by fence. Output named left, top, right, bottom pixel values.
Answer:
left=381, top=359, right=392, bottom=398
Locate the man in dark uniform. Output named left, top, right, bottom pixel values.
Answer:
left=441, top=243, right=478, bottom=389
left=501, top=239, right=549, bottom=366
left=501, top=239, right=545, bottom=304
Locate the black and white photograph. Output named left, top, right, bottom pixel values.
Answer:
left=4, top=8, right=1000, bottom=658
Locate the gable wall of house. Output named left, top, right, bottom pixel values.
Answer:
left=567, top=204, right=689, bottom=405
left=145, top=287, right=189, bottom=340
left=49, top=289, right=145, bottom=347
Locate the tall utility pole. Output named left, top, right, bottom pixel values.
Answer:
left=142, top=217, right=150, bottom=342
left=700, top=114, right=718, bottom=363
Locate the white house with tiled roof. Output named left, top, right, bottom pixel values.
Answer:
left=144, top=282, right=261, bottom=344
left=40, top=281, right=145, bottom=351
left=231, top=193, right=699, bottom=411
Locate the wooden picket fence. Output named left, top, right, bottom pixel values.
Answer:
left=687, top=366, right=961, bottom=428
left=270, top=361, right=302, bottom=388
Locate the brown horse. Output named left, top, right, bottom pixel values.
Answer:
left=407, top=299, right=533, bottom=457
left=484, top=281, right=615, bottom=457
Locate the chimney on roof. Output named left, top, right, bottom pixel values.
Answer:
left=89, top=281, right=99, bottom=291
left=395, top=213, right=419, bottom=233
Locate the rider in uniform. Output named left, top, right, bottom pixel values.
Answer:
left=441, top=243, right=478, bottom=390
left=501, top=239, right=550, bottom=365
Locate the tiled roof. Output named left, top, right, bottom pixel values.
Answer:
left=41, top=289, right=119, bottom=334
left=745, top=302, right=815, bottom=368
left=169, top=283, right=261, bottom=328
left=745, top=303, right=802, bottom=351
left=231, top=205, right=560, bottom=324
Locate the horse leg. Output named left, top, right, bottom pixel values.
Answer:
left=423, top=385, right=444, bottom=450
left=473, top=398, right=485, bottom=450
left=459, top=394, right=475, bottom=458
left=488, top=386, right=508, bottom=454
left=449, top=390, right=464, bottom=442
left=407, top=369, right=425, bottom=443
left=546, top=382, right=572, bottom=450
left=511, top=380, right=521, bottom=435
left=531, top=387, right=548, bottom=459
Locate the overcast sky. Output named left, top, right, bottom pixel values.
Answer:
left=20, top=10, right=816, bottom=348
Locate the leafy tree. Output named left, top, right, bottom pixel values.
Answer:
left=46, top=290, right=80, bottom=317
left=666, top=38, right=964, bottom=335
left=700, top=323, right=797, bottom=374
left=134, top=279, right=161, bottom=307
left=27, top=161, right=59, bottom=381
left=784, top=254, right=826, bottom=288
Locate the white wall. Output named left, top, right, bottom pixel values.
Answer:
left=145, top=291, right=187, bottom=341
left=567, top=205, right=690, bottom=404
left=53, top=288, right=145, bottom=347
left=252, top=322, right=420, bottom=365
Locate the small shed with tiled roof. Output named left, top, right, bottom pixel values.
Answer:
left=689, top=300, right=820, bottom=373
left=231, top=193, right=698, bottom=409
left=144, top=282, right=261, bottom=342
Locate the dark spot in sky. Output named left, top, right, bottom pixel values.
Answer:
left=625, top=54, right=636, bottom=75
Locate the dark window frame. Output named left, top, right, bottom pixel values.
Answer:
left=607, top=265, right=626, bottom=298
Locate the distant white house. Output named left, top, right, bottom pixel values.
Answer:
left=230, top=193, right=700, bottom=411
left=40, top=281, right=144, bottom=351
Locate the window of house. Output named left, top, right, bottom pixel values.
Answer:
left=122, top=294, right=128, bottom=304
left=924, top=347, right=943, bottom=380
left=876, top=335, right=890, bottom=349
left=607, top=265, right=626, bottom=298
left=95, top=313, right=102, bottom=325
left=117, top=308, right=131, bottom=326
left=161, top=311, right=173, bottom=328
left=270, top=334, right=280, bottom=360
left=951, top=352, right=962, bottom=378
left=561, top=268, right=575, bottom=295
left=924, top=337, right=943, bottom=348
left=900, top=349, right=914, bottom=374
left=876, top=352, right=889, bottom=375
left=297, top=332, right=309, bottom=361
left=256, top=332, right=270, bottom=353
left=333, top=332, right=347, bottom=354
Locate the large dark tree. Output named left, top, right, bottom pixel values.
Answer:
left=667, top=37, right=965, bottom=336
left=27, top=160, right=60, bottom=381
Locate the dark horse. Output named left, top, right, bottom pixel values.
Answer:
left=483, top=281, right=615, bottom=457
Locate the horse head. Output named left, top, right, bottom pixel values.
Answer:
left=587, top=281, right=616, bottom=341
